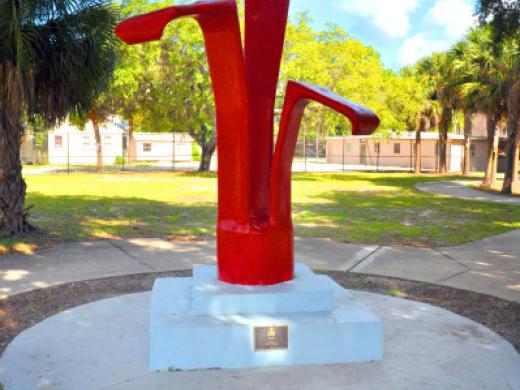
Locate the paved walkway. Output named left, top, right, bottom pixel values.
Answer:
left=1, top=232, right=519, bottom=302
left=3, top=291, right=519, bottom=390
left=416, top=180, right=520, bottom=205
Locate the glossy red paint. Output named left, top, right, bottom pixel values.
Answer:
left=116, top=0, right=380, bottom=285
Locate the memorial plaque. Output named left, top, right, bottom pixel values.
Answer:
left=254, top=325, right=289, bottom=351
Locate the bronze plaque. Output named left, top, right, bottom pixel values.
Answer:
left=254, top=325, right=289, bottom=351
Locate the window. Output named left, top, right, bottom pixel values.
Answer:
left=470, top=144, right=476, bottom=158
left=393, top=143, right=401, bottom=154
left=345, top=143, right=352, bottom=153
left=55, top=135, right=63, bottom=149
left=143, top=143, right=152, bottom=152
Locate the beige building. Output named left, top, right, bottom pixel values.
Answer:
left=326, top=113, right=505, bottom=172
left=326, top=132, right=471, bottom=172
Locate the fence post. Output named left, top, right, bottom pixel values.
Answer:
left=342, top=136, right=345, bottom=172
left=67, top=133, right=70, bottom=175
left=121, top=133, right=125, bottom=172
left=303, top=134, right=307, bottom=173
left=172, top=133, right=176, bottom=171
left=376, top=142, right=380, bottom=173
left=410, top=139, right=413, bottom=173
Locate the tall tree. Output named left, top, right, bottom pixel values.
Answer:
left=0, top=0, right=116, bottom=234
left=280, top=15, right=425, bottom=146
left=114, top=1, right=217, bottom=171
left=500, top=39, right=519, bottom=193
left=447, top=40, right=479, bottom=176
left=110, top=0, right=170, bottom=163
left=477, top=0, right=520, bottom=193
left=400, top=66, right=439, bottom=174
left=453, top=28, right=508, bottom=187
left=416, top=53, right=454, bottom=173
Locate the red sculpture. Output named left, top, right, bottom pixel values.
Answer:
left=116, top=0, right=380, bottom=286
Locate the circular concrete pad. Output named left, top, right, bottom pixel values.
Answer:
left=1, top=291, right=519, bottom=390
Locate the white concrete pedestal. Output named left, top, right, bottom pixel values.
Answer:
left=150, top=264, right=383, bottom=370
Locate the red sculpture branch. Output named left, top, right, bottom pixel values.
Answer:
left=270, top=81, right=381, bottom=224
left=244, top=0, right=290, bottom=227
left=115, top=1, right=380, bottom=286
left=116, top=0, right=252, bottom=229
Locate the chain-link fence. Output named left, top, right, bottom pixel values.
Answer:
left=22, top=131, right=468, bottom=174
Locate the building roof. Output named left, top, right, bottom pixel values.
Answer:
left=132, top=133, right=193, bottom=142
left=326, top=132, right=465, bottom=141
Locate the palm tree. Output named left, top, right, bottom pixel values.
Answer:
left=476, top=0, right=520, bottom=194
left=452, top=28, right=508, bottom=187
left=448, top=40, right=479, bottom=176
left=499, top=36, right=519, bottom=194
left=414, top=99, right=439, bottom=174
left=416, top=53, right=454, bottom=174
left=0, top=0, right=116, bottom=234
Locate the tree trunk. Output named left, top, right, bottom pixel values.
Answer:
left=438, top=107, right=452, bottom=173
left=0, top=110, right=35, bottom=234
left=463, top=111, right=472, bottom=176
left=315, top=129, right=320, bottom=159
left=512, top=133, right=520, bottom=192
left=502, top=81, right=519, bottom=194
left=199, top=135, right=216, bottom=172
left=483, top=115, right=498, bottom=187
left=128, top=116, right=136, bottom=164
left=89, top=110, right=103, bottom=173
left=414, top=116, right=426, bottom=174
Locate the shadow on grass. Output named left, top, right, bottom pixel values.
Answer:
left=291, top=172, right=478, bottom=186
left=1, top=172, right=518, bottom=252
left=292, top=181, right=520, bottom=247
left=0, top=193, right=217, bottom=253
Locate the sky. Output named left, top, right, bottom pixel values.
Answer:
left=288, top=0, right=478, bottom=71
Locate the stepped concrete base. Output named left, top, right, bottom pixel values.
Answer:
left=2, top=291, right=520, bottom=389
left=150, top=264, right=383, bottom=370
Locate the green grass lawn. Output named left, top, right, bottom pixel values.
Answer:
left=1, top=171, right=519, bottom=254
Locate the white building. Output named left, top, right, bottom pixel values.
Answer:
left=132, top=133, right=193, bottom=162
left=48, top=118, right=125, bottom=165
left=47, top=118, right=193, bottom=165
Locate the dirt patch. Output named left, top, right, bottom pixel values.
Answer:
left=0, top=271, right=519, bottom=357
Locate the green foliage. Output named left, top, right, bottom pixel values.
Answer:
left=477, top=0, right=520, bottom=43
left=0, top=0, right=118, bottom=125
left=106, top=9, right=429, bottom=145
left=114, top=156, right=127, bottom=166
left=192, top=143, right=202, bottom=162
left=280, top=15, right=426, bottom=137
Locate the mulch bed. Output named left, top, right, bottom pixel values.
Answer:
left=1, top=270, right=519, bottom=356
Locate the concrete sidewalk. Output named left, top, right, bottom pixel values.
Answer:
left=1, top=232, right=519, bottom=302
left=416, top=180, right=520, bottom=205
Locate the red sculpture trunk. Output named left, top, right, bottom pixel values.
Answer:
left=116, top=0, right=380, bottom=285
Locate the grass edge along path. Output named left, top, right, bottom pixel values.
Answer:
left=1, top=172, right=519, bottom=254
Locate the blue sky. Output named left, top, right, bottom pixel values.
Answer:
left=288, top=0, right=478, bottom=71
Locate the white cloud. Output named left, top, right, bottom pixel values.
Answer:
left=336, top=0, right=419, bottom=38
left=427, top=0, right=476, bottom=39
left=399, top=33, right=448, bottom=65
left=396, top=0, right=477, bottom=67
